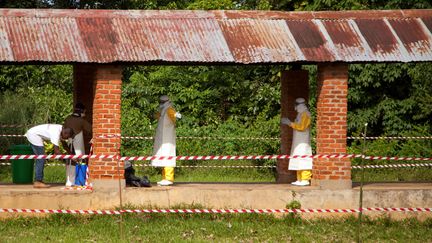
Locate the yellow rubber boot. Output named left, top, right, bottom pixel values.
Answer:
left=296, top=171, right=302, bottom=182
left=158, top=167, right=174, bottom=186
left=293, top=170, right=311, bottom=186
left=163, top=167, right=174, bottom=182
left=300, top=170, right=311, bottom=181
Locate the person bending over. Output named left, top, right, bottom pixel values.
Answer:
left=63, top=103, right=91, bottom=187
left=25, top=124, right=74, bottom=188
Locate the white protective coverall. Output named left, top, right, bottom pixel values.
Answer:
left=282, top=98, right=313, bottom=185
left=151, top=96, right=180, bottom=185
left=63, top=108, right=91, bottom=187
left=66, top=131, right=85, bottom=186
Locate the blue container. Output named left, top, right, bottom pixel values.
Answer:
left=75, top=163, right=88, bottom=186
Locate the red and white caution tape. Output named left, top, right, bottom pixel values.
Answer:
left=4, top=133, right=274, bottom=140
left=0, top=134, right=25, bottom=138
left=101, top=134, right=432, bottom=140
left=132, top=164, right=278, bottom=168
left=347, top=136, right=432, bottom=140
left=2, top=133, right=431, bottom=140
left=351, top=163, right=432, bottom=169
left=85, top=166, right=90, bottom=187
left=362, top=155, right=432, bottom=161
left=106, top=135, right=432, bottom=140
left=182, top=136, right=279, bottom=141
left=124, top=154, right=432, bottom=162
left=99, top=134, right=279, bottom=141
left=0, top=162, right=66, bottom=166
left=0, top=124, right=28, bottom=128
left=162, top=163, right=432, bottom=169
left=127, top=136, right=279, bottom=140
left=0, top=207, right=430, bottom=214
left=0, top=154, right=111, bottom=160
left=123, top=154, right=295, bottom=161
left=0, top=208, right=121, bottom=214
left=1, top=154, right=432, bottom=161
left=120, top=136, right=153, bottom=140
left=124, top=136, right=432, bottom=140
left=86, top=144, right=93, bottom=187
left=1, top=162, right=431, bottom=169
left=61, top=186, right=93, bottom=191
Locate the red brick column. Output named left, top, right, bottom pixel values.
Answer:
left=89, top=65, right=123, bottom=189
left=314, top=63, right=351, bottom=189
left=278, top=70, right=309, bottom=183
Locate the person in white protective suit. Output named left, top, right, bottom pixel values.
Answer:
left=152, top=95, right=182, bottom=186
left=63, top=103, right=91, bottom=187
left=281, top=97, right=313, bottom=186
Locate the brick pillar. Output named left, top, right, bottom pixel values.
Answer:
left=73, top=64, right=95, bottom=154
left=314, top=63, right=351, bottom=189
left=277, top=70, right=309, bottom=183
left=89, top=65, right=124, bottom=190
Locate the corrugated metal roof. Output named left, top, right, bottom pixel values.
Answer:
left=0, top=9, right=431, bottom=64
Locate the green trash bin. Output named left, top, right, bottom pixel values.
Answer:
left=10, top=144, right=34, bottom=184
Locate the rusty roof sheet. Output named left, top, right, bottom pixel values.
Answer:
left=0, top=9, right=431, bottom=64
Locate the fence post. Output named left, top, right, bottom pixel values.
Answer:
left=357, top=123, right=368, bottom=243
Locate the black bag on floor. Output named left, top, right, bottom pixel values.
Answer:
left=125, top=166, right=151, bottom=187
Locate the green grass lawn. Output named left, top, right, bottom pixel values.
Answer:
left=0, top=213, right=431, bottom=242
left=351, top=167, right=432, bottom=182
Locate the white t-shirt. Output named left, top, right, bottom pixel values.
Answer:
left=25, top=124, right=63, bottom=147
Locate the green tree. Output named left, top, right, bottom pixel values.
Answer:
left=348, top=63, right=432, bottom=136
left=122, top=65, right=283, bottom=126
left=0, top=65, right=72, bottom=93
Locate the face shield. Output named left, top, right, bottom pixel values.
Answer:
left=294, top=98, right=306, bottom=112
left=159, top=95, right=170, bottom=103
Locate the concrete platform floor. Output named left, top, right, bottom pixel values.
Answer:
left=1, top=181, right=431, bottom=193
left=1, top=182, right=431, bottom=219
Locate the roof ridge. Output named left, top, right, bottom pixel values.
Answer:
left=0, top=9, right=430, bottom=20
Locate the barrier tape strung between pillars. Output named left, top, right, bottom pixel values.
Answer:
left=97, top=134, right=432, bottom=140
left=347, top=136, right=432, bottom=140
left=1, top=153, right=431, bottom=161
left=87, top=134, right=432, bottom=140
left=0, top=134, right=27, bottom=138
left=129, top=163, right=432, bottom=169
left=2, top=162, right=432, bottom=169
left=0, top=124, right=29, bottom=128
left=1, top=133, right=432, bottom=140
left=0, top=207, right=430, bottom=215
left=106, top=163, right=432, bottom=169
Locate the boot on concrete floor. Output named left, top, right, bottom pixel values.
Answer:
left=296, top=180, right=310, bottom=186
left=33, top=181, right=51, bottom=188
left=157, top=180, right=173, bottom=186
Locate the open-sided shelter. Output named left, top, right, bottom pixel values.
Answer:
left=1, top=9, right=431, bottom=190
